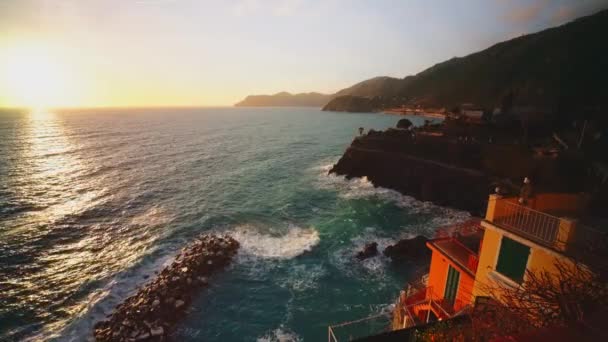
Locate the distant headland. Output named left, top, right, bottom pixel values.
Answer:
left=234, top=92, right=332, bottom=107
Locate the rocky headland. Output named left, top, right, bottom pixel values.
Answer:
left=93, top=234, right=239, bottom=341
left=329, top=117, right=604, bottom=215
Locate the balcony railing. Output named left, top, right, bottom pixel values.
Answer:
left=393, top=286, right=469, bottom=330
left=493, top=199, right=561, bottom=246
left=487, top=195, right=608, bottom=265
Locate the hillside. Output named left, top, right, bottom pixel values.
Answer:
left=334, top=76, right=411, bottom=97
left=324, top=9, right=608, bottom=113
left=234, top=92, right=332, bottom=107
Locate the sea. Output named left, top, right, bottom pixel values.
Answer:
left=0, top=107, right=468, bottom=341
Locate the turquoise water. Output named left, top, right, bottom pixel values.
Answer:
left=0, top=107, right=467, bottom=341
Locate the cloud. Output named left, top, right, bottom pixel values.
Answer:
left=232, top=0, right=304, bottom=17
left=549, top=0, right=608, bottom=24
left=272, top=0, right=303, bottom=16
left=233, top=0, right=260, bottom=16
left=504, top=0, right=548, bottom=24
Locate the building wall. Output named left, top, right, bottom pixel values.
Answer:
left=473, top=221, right=573, bottom=301
left=472, top=226, right=502, bottom=298
left=427, top=246, right=475, bottom=312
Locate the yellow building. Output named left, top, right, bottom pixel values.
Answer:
left=392, top=191, right=600, bottom=330
left=474, top=193, right=591, bottom=300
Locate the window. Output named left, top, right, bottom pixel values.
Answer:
left=496, top=236, right=530, bottom=283
left=444, top=265, right=460, bottom=303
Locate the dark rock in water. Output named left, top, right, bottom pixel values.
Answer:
left=383, top=236, right=431, bottom=262
left=93, top=234, right=239, bottom=341
left=356, top=242, right=378, bottom=260
left=396, top=118, right=413, bottom=129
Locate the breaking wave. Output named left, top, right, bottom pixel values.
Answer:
left=314, top=162, right=470, bottom=233
left=328, top=227, right=395, bottom=282
left=229, top=225, right=320, bottom=259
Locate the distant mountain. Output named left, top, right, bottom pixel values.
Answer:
left=324, top=9, right=608, bottom=113
left=234, top=92, right=332, bottom=107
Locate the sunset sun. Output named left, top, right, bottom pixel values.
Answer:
left=1, top=43, right=74, bottom=109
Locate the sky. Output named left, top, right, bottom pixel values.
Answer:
left=0, top=0, right=606, bottom=108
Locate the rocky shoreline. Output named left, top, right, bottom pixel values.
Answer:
left=93, top=234, right=239, bottom=341
left=329, top=116, right=597, bottom=215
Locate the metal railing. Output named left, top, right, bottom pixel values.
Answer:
left=493, top=200, right=561, bottom=247
left=393, top=286, right=469, bottom=330
left=328, top=313, right=391, bottom=342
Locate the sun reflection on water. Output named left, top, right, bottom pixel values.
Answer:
left=2, top=110, right=172, bottom=340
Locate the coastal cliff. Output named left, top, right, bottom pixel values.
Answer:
left=330, top=121, right=599, bottom=215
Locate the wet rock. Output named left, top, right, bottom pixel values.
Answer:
left=150, top=326, right=164, bottom=337
left=356, top=242, right=378, bottom=260
left=383, top=236, right=431, bottom=262
left=174, top=300, right=185, bottom=309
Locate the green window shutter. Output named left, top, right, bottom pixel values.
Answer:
left=444, top=265, right=460, bottom=303
left=496, top=236, right=530, bottom=283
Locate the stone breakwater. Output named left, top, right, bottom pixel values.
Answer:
left=93, top=234, right=239, bottom=341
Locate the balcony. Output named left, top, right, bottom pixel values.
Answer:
left=485, top=194, right=607, bottom=259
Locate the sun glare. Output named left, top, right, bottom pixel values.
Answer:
left=1, top=43, right=75, bottom=110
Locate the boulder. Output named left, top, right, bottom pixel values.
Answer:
left=383, top=236, right=431, bottom=262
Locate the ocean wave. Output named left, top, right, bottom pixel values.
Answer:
left=329, top=227, right=395, bottom=282
left=48, top=250, right=176, bottom=342
left=256, top=326, right=302, bottom=342
left=129, top=205, right=171, bottom=228
left=229, top=225, right=320, bottom=260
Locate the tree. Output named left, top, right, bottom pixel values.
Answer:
left=475, top=258, right=608, bottom=339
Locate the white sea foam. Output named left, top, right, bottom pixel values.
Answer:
left=130, top=205, right=171, bottom=227
left=229, top=225, right=320, bottom=259
left=41, top=251, right=175, bottom=342
left=329, top=227, right=395, bottom=282
left=279, top=263, right=327, bottom=292
left=257, top=326, right=302, bottom=342
left=313, top=161, right=471, bottom=234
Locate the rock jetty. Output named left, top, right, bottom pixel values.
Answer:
left=93, top=234, right=239, bottom=341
